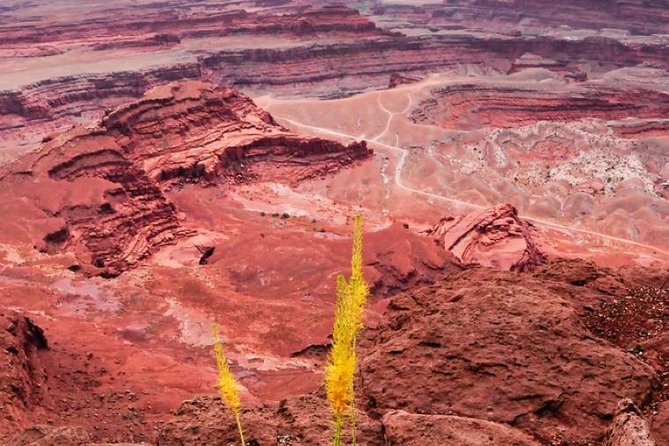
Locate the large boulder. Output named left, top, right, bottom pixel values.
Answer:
left=359, top=268, right=658, bottom=444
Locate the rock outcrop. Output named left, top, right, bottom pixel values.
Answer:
left=359, top=267, right=658, bottom=444
left=428, top=204, right=547, bottom=271
left=157, top=393, right=384, bottom=446
left=0, top=312, right=49, bottom=431
left=0, top=81, right=370, bottom=276
left=381, top=410, right=541, bottom=446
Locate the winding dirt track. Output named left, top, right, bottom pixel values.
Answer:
left=271, top=90, right=669, bottom=258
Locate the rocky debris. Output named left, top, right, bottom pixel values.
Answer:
left=157, top=393, right=384, bottom=445
left=0, top=81, right=370, bottom=276
left=602, top=399, right=656, bottom=446
left=0, top=310, right=155, bottom=443
left=650, top=400, right=669, bottom=445
left=358, top=267, right=658, bottom=444
left=428, top=204, right=547, bottom=271
left=5, top=424, right=152, bottom=446
left=0, top=312, right=48, bottom=430
left=5, top=426, right=90, bottom=446
left=381, top=410, right=541, bottom=446
left=581, top=285, right=668, bottom=350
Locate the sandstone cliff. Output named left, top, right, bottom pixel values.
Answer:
left=0, top=81, right=370, bottom=276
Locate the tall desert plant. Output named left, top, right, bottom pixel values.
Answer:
left=212, top=324, right=246, bottom=446
left=325, top=215, right=369, bottom=446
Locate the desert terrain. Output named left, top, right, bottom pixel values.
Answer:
left=0, top=1, right=667, bottom=445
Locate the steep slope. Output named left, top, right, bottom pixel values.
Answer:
left=0, top=81, right=370, bottom=276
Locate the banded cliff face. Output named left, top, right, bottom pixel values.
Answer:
left=0, top=81, right=370, bottom=276
left=370, top=0, right=669, bottom=35
left=4, top=33, right=669, bottom=127
left=3, top=2, right=669, bottom=159
left=411, top=83, right=669, bottom=130
left=0, top=4, right=379, bottom=46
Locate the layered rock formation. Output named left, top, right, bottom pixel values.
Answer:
left=429, top=204, right=547, bottom=271
left=0, top=81, right=370, bottom=276
left=1, top=4, right=379, bottom=46
left=3, top=1, right=669, bottom=157
left=369, top=0, right=669, bottom=35
left=411, top=83, right=669, bottom=130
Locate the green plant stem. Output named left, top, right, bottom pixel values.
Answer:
left=235, top=410, right=246, bottom=446
left=333, top=415, right=343, bottom=446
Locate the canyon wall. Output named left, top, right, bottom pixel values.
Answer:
left=0, top=81, right=370, bottom=276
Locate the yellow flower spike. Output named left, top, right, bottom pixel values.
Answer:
left=212, top=324, right=246, bottom=446
left=325, top=215, right=369, bottom=446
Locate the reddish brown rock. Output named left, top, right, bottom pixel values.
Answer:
left=602, top=399, right=656, bottom=446
left=359, top=268, right=658, bottom=444
left=157, top=393, right=384, bottom=446
left=5, top=426, right=91, bottom=446
left=0, top=312, right=48, bottom=431
left=428, top=204, right=547, bottom=271
left=650, top=401, right=669, bottom=446
left=0, top=81, right=370, bottom=276
left=411, top=84, right=669, bottom=130
left=381, top=410, right=541, bottom=446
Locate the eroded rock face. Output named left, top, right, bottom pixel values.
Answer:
left=381, top=410, right=541, bottom=446
left=0, top=312, right=48, bottom=430
left=429, top=204, right=547, bottom=271
left=0, top=81, right=370, bottom=276
left=359, top=268, right=658, bottom=444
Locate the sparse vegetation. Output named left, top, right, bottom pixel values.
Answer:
left=212, top=324, right=246, bottom=446
left=325, top=215, right=369, bottom=446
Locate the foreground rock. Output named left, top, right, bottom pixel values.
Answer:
left=359, top=267, right=658, bottom=444
left=157, top=393, right=383, bottom=446
left=429, top=204, right=547, bottom=271
left=0, top=81, right=370, bottom=276
left=0, top=312, right=48, bottom=432
left=602, top=400, right=656, bottom=446
left=381, top=410, right=541, bottom=446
